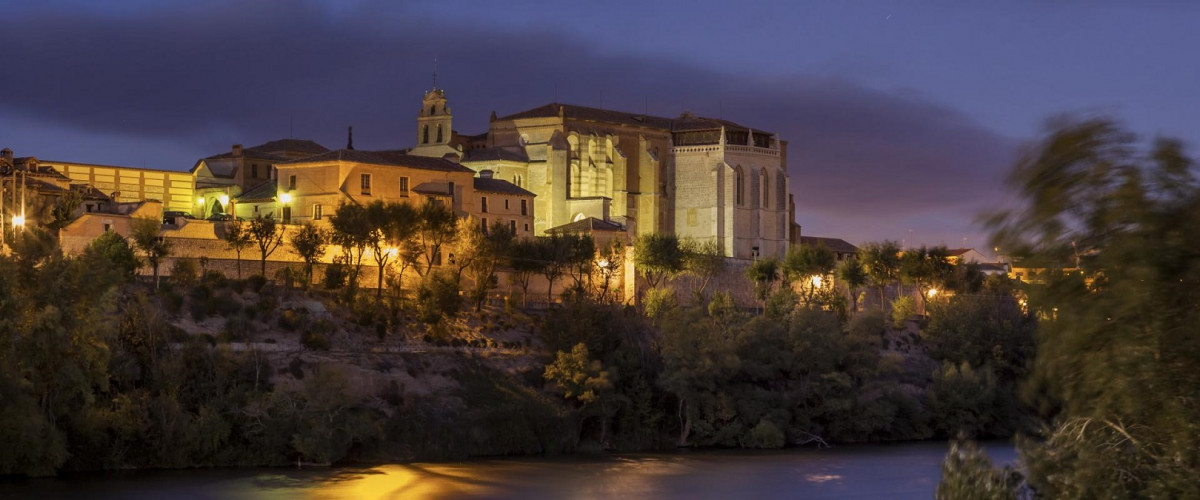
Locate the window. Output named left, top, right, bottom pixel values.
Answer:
left=762, top=171, right=769, bottom=208
left=504, top=199, right=510, bottom=210
left=289, top=175, right=297, bottom=190
left=436, top=124, right=443, bottom=143
left=313, top=203, right=323, bottom=220
left=251, top=164, right=259, bottom=178
left=481, top=196, right=488, bottom=213
left=423, top=125, right=429, bottom=144
left=430, top=105, right=436, bottom=115
left=520, top=199, right=527, bottom=215
left=524, top=223, right=529, bottom=232
left=735, top=167, right=745, bottom=206
left=510, top=220, right=516, bottom=233
left=361, top=173, right=372, bottom=195
left=447, top=181, right=455, bottom=200
left=481, top=218, right=488, bottom=234
left=103, top=223, right=111, bottom=232
left=399, top=176, right=409, bottom=196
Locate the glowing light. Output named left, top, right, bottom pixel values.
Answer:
left=598, top=258, right=610, bottom=269
left=196, top=196, right=206, bottom=205
left=927, top=288, right=938, bottom=298
left=11, top=215, right=24, bottom=227
left=218, top=194, right=230, bottom=205
left=386, top=247, right=398, bottom=258
left=279, top=192, right=293, bottom=204
left=810, top=275, right=822, bottom=288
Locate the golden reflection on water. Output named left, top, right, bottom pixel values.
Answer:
left=300, top=464, right=504, bottom=500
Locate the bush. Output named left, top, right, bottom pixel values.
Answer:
left=203, top=270, right=228, bottom=289
left=765, top=287, right=798, bottom=319
left=301, top=331, right=331, bottom=351
left=246, top=274, right=268, bottom=293
left=171, top=258, right=199, bottom=287
left=416, top=270, right=461, bottom=324
left=278, top=309, right=305, bottom=331
left=210, top=291, right=242, bottom=317
left=890, top=296, right=916, bottom=328
left=219, top=314, right=253, bottom=342
left=936, top=440, right=1024, bottom=500
left=323, top=262, right=348, bottom=290
left=745, top=420, right=786, bottom=449
left=162, top=291, right=185, bottom=316
left=642, top=286, right=677, bottom=319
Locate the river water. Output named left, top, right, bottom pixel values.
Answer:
left=0, top=441, right=1016, bottom=500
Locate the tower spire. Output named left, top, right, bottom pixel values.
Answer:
left=347, top=126, right=354, bottom=150
left=432, top=55, right=438, bottom=90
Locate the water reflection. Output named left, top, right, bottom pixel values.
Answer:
left=0, top=441, right=1016, bottom=500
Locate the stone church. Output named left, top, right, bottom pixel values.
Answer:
left=410, top=88, right=794, bottom=260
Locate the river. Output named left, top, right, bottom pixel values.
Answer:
left=0, top=441, right=1016, bottom=500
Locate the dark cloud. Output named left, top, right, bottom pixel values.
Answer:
left=0, top=1, right=1018, bottom=246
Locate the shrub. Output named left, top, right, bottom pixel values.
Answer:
left=162, top=290, right=185, bottom=316
left=171, top=258, right=199, bottom=287
left=246, top=274, right=268, bottom=293
left=220, top=314, right=253, bottom=342
left=890, top=296, right=916, bottom=328
left=203, top=270, right=228, bottom=289
left=278, top=309, right=305, bottom=331
left=642, top=286, right=677, bottom=319
left=323, top=262, right=348, bottom=290
left=745, top=420, right=786, bottom=449
left=416, top=270, right=462, bottom=324
left=301, top=331, right=330, bottom=351
left=210, top=291, right=242, bottom=317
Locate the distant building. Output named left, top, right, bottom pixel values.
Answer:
left=798, top=235, right=859, bottom=262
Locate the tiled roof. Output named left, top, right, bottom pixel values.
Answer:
left=412, top=181, right=452, bottom=196
left=283, top=149, right=475, bottom=173
left=205, top=149, right=288, bottom=161
left=798, top=236, right=860, bottom=255
left=472, top=177, right=535, bottom=197
left=462, top=147, right=529, bottom=163
left=494, top=103, right=756, bottom=133
left=249, top=139, right=329, bottom=155
left=237, top=179, right=277, bottom=202
left=546, top=217, right=625, bottom=234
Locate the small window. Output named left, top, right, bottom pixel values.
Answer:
left=447, top=181, right=455, bottom=200
left=399, top=176, right=409, bottom=196
left=481, top=218, right=488, bottom=234
left=313, top=203, right=323, bottom=220
left=481, top=196, right=488, bottom=213
left=289, top=175, right=297, bottom=190
left=252, top=164, right=259, bottom=178
left=103, top=223, right=111, bottom=232
left=361, top=173, right=372, bottom=195
left=423, top=125, right=429, bottom=144
left=524, top=223, right=529, bottom=232
left=430, top=105, right=436, bottom=115
left=510, top=220, right=516, bottom=233
left=504, top=199, right=510, bottom=210
left=520, top=199, right=527, bottom=215
left=436, top=124, right=443, bottom=143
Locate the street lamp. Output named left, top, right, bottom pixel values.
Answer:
left=278, top=192, right=293, bottom=223
left=810, top=275, right=822, bottom=288
left=12, top=214, right=24, bottom=229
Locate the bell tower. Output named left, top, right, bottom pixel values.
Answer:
left=410, top=88, right=456, bottom=157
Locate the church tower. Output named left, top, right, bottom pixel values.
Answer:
left=410, top=88, right=458, bottom=158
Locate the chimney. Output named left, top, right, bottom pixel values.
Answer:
left=1, top=148, right=12, bottom=163
left=232, top=144, right=243, bottom=157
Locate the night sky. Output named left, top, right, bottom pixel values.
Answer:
left=3, top=0, right=1196, bottom=250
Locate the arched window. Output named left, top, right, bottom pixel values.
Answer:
left=430, top=105, right=436, bottom=115
left=436, top=124, right=443, bottom=143
left=423, top=125, right=429, bottom=144
left=735, top=166, right=744, bottom=206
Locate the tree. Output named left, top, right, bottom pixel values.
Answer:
left=290, top=223, right=328, bottom=288
left=415, top=200, right=458, bottom=276
left=247, top=216, right=285, bottom=278
left=507, top=238, right=547, bottom=308
left=364, top=201, right=417, bottom=300
left=219, top=221, right=253, bottom=280
left=837, top=258, right=868, bottom=313
left=983, top=118, right=1200, bottom=497
left=457, top=219, right=514, bottom=311
left=633, top=233, right=684, bottom=289
left=329, top=203, right=372, bottom=288
left=563, top=233, right=596, bottom=293
left=860, top=240, right=901, bottom=310
left=538, top=234, right=574, bottom=305
left=48, top=190, right=82, bottom=230
left=744, top=256, right=780, bottom=312
left=131, top=216, right=170, bottom=290
left=782, top=244, right=836, bottom=306
left=899, top=245, right=954, bottom=313
left=544, top=343, right=615, bottom=444
left=682, top=239, right=726, bottom=301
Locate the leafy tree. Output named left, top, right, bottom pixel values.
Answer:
left=633, top=233, right=684, bottom=289
left=937, top=440, right=1024, bottom=500
left=744, top=256, right=780, bottom=311
left=544, top=343, right=615, bottom=443
left=79, top=230, right=139, bottom=285
left=837, top=258, right=868, bottom=313
left=860, top=240, right=901, bottom=310
left=563, top=233, right=597, bottom=293
left=247, top=216, right=285, bottom=278
left=537, top=234, right=576, bottom=305
left=456, top=219, right=514, bottom=311
left=782, top=244, right=836, bottom=306
left=593, top=239, right=625, bottom=302
left=682, top=239, right=726, bottom=301
left=415, top=200, right=458, bottom=276
left=364, top=201, right=418, bottom=299
left=131, top=216, right=170, bottom=290
left=899, top=245, right=954, bottom=313
left=290, top=223, right=328, bottom=288
left=507, top=238, right=547, bottom=308
left=48, top=190, right=82, bottom=230
left=329, top=203, right=372, bottom=287
left=984, top=118, right=1200, bottom=497
left=219, top=221, right=253, bottom=280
